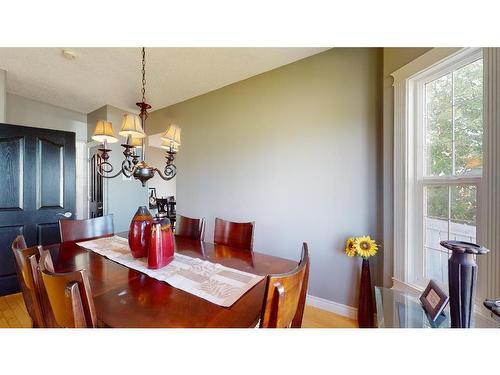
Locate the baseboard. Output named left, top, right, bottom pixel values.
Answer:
left=306, top=294, right=357, bottom=320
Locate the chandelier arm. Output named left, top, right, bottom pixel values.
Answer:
left=96, top=160, right=114, bottom=175
left=96, top=159, right=135, bottom=179
left=96, top=166, right=123, bottom=179
left=121, top=159, right=136, bottom=178
left=153, top=165, right=177, bottom=181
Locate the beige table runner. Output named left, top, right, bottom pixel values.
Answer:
left=76, top=236, right=265, bottom=307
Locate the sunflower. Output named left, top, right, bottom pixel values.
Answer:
left=354, top=236, right=378, bottom=258
left=344, top=237, right=357, bottom=257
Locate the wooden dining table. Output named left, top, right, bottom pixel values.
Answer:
left=45, top=232, right=297, bottom=328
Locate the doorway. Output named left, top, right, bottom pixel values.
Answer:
left=88, top=144, right=105, bottom=218
left=0, top=123, right=76, bottom=295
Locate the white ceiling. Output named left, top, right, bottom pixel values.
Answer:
left=0, top=47, right=328, bottom=114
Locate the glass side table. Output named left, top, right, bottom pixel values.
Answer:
left=374, top=286, right=498, bottom=328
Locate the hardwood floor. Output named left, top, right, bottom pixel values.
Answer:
left=301, top=305, right=358, bottom=328
left=0, top=293, right=32, bottom=328
left=0, top=293, right=357, bottom=328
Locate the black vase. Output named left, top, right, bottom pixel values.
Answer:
left=440, top=241, right=490, bottom=328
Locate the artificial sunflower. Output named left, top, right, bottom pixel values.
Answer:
left=344, top=237, right=357, bottom=257
left=354, top=236, right=378, bottom=258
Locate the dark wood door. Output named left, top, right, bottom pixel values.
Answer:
left=0, top=123, right=76, bottom=295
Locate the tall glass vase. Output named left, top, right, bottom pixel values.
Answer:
left=128, top=206, right=153, bottom=258
left=358, top=258, right=374, bottom=328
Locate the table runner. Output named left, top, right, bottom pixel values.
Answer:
left=76, top=236, right=265, bottom=307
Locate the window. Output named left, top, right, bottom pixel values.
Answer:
left=412, top=50, right=483, bottom=288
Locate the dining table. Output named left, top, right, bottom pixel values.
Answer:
left=44, top=232, right=298, bottom=328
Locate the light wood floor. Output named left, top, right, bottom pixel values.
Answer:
left=0, top=293, right=357, bottom=328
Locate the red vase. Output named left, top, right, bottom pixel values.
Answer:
left=128, top=206, right=153, bottom=258
left=358, top=258, right=374, bottom=328
left=148, top=217, right=174, bottom=269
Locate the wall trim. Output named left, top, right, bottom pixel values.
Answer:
left=0, top=69, right=6, bottom=123
left=391, top=48, right=462, bottom=83
left=482, top=48, right=500, bottom=301
left=306, top=294, right=357, bottom=320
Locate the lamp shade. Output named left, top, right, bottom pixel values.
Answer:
left=160, top=139, right=179, bottom=152
left=119, top=114, right=146, bottom=138
left=129, top=137, right=143, bottom=148
left=161, top=124, right=181, bottom=145
left=92, top=120, right=118, bottom=143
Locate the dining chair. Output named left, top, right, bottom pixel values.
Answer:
left=176, top=214, right=206, bottom=241
left=259, top=243, right=310, bottom=328
left=37, top=248, right=97, bottom=328
left=10, top=235, right=46, bottom=327
left=214, top=217, right=255, bottom=251
left=59, top=214, right=114, bottom=243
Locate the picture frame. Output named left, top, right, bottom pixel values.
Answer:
left=148, top=187, right=157, bottom=209
left=419, top=279, right=449, bottom=322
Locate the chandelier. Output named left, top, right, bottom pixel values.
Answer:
left=91, top=47, right=181, bottom=186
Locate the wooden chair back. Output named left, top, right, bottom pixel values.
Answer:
left=37, top=248, right=97, bottom=328
left=176, top=214, right=205, bottom=241
left=214, top=218, right=254, bottom=250
left=59, top=214, right=114, bottom=243
left=10, top=235, right=45, bottom=327
left=259, top=243, right=310, bottom=328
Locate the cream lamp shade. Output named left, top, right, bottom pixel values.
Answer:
left=92, top=120, right=118, bottom=143
left=160, top=138, right=179, bottom=152
left=161, top=124, right=181, bottom=146
left=119, top=114, right=146, bottom=138
left=129, top=137, right=143, bottom=148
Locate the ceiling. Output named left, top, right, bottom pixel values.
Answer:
left=0, top=47, right=328, bottom=114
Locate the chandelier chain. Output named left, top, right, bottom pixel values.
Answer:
left=141, top=47, right=146, bottom=103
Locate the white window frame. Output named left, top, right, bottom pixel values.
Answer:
left=411, top=48, right=483, bottom=287
left=393, top=47, right=500, bottom=318
left=391, top=47, right=484, bottom=293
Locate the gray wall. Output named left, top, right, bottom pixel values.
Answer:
left=145, top=145, right=176, bottom=200
left=6, top=93, right=87, bottom=141
left=146, top=48, right=382, bottom=307
left=87, top=105, right=148, bottom=232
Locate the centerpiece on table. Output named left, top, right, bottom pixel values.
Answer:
left=345, top=236, right=379, bottom=328
left=129, top=205, right=175, bottom=269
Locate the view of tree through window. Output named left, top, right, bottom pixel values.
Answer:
left=425, top=59, right=482, bottom=227
left=422, top=58, right=482, bottom=284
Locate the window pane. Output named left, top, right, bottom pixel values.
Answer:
left=454, top=60, right=483, bottom=176
left=426, top=185, right=448, bottom=220
left=425, top=74, right=453, bottom=176
left=425, top=247, right=448, bottom=285
left=417, top=55, right=483, bottom=289
left=454, top=59, right=483, bottom=104
left=450, top=185, right=477, bottom=244
left=424, top=184, right=477, bottom=285
left=424, top=186, right=449, bottom=260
